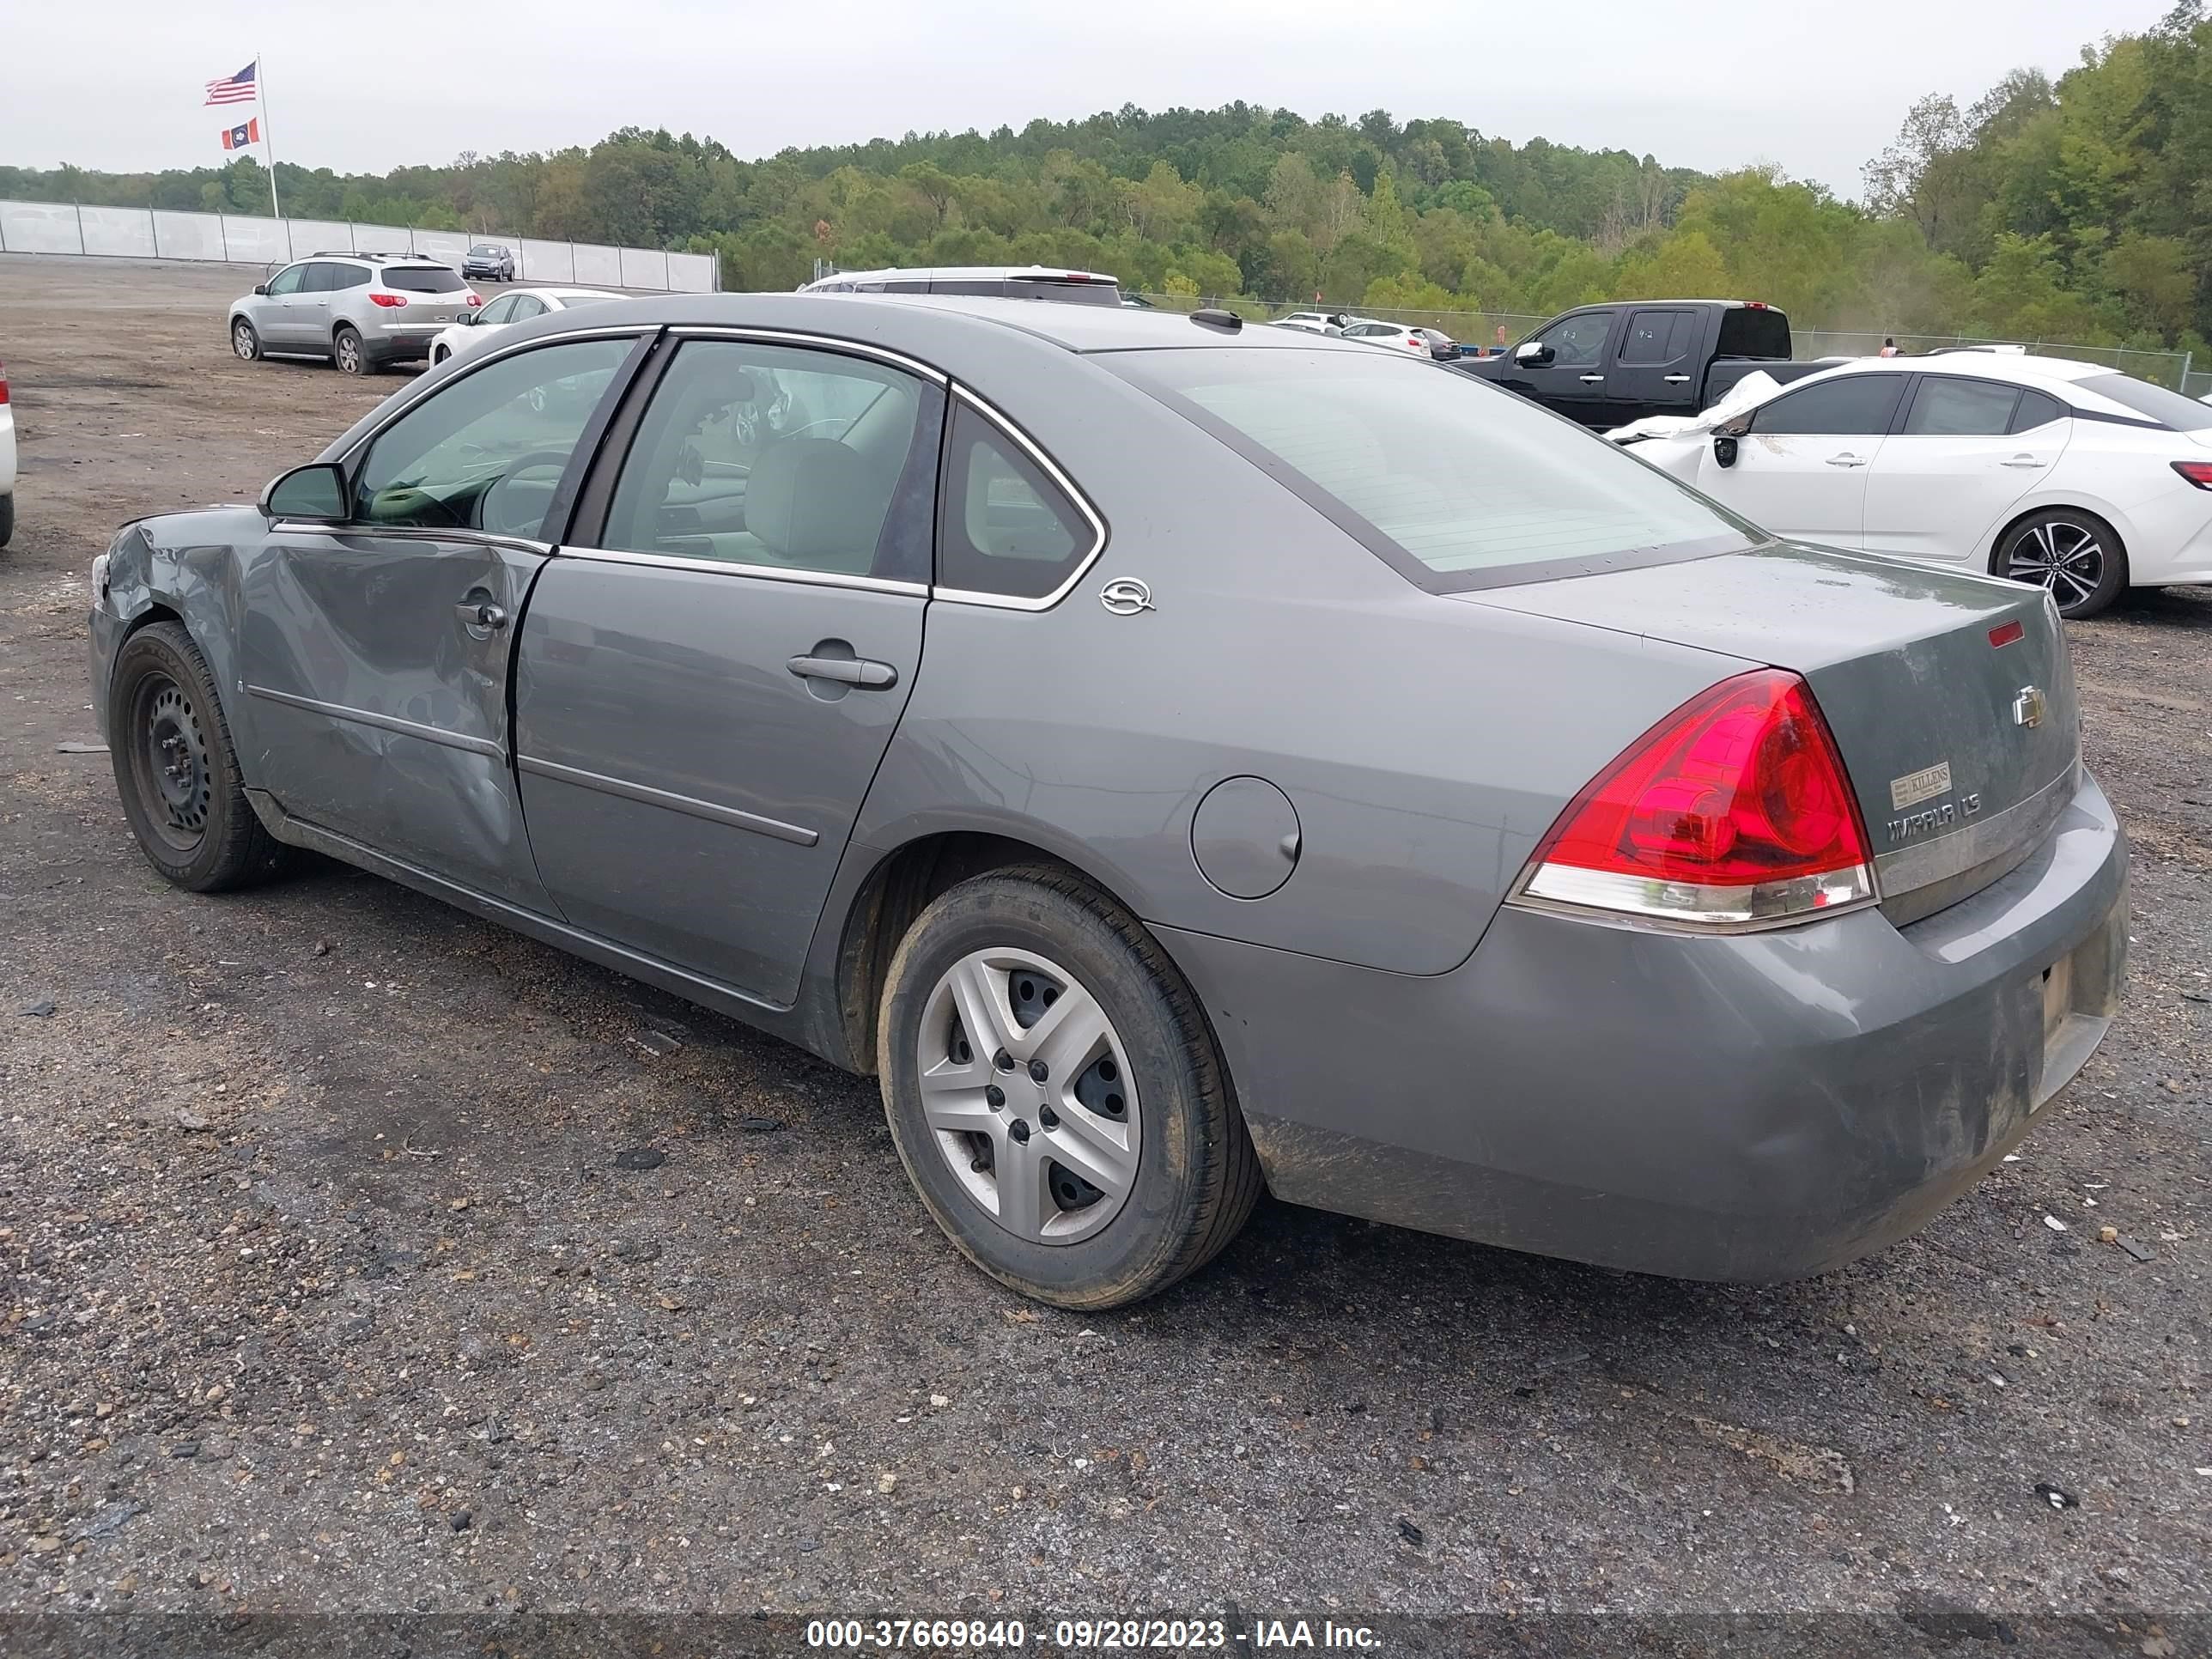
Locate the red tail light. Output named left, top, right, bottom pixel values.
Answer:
left=0, top=361, right=9, bottom=404
left=2172, top=460, right=2212, bottom=489
left=1516, top=669, right=1875, bottom=927
left=368, top=292, right=408, bottom=308
left=465, top=292, right=483, bottom=307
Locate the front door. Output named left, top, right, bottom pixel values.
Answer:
left=1694, top=372, right=1907, bottom=545
left=258, top=262, right=312, bottom=347
left=236, top=333, right=639, bottom=908
left=514, top=335, right=945, bottom=1006
left=1506, top=308, right=1620, bottom=425
left=1861, top=376, right=2071, bottom=562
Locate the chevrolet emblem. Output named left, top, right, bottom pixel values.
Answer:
left=2013, top=686, right=2046, bottom=729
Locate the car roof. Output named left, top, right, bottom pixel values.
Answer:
left=1804, top=351, right=2107, bottom=386
left=806, top=264, right=1120, bottom=287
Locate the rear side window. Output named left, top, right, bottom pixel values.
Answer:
left=1108, top=347, right=1753, bottom=589
left=1716, top=307, right=1790, bottom=359
left=938, top=403, right=1097, bottom=599
left=329, top=264, right=369, bottom=290
left=382, top=264, right=467, bottom=294
left=2077, top=372, right=2212, bottom=431
left=1902, top=376, right=2021, bottom=437
left=1620, top=310, right=1690, bottom=365
left=1753, top=375, right=1905, bottom=435
left=2012, top=389, right=2068, bottom=433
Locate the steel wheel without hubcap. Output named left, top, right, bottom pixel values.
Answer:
left=917, top=947, right=1139, bottom=1245
left=2006, top=518, right=2106, bottom=611
left=130, top=674, right=213, bottom=854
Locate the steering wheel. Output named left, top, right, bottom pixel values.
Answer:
left=477, top=449, right=578, bottom=537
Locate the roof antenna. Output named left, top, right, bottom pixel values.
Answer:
left=1190, top=308, right=1242, bottom=332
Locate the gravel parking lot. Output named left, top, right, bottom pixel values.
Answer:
left=2, top=254, right=2209, bottom=1650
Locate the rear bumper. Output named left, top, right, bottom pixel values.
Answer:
left=1159, top=768, right=2127, bottom=1281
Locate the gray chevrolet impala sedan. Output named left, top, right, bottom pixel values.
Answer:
left=88, top=294, right=2126, bottom=1307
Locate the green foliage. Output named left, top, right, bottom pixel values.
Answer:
left=9, top=15, right=2211, bottom=356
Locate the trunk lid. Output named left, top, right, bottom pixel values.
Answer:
left=1461, top=543, right=2080, bottom=921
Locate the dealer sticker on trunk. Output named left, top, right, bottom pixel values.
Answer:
left=1889, top=762, right=1954, bottom=811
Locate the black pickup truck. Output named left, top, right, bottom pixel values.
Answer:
left=1456, top=300, right=1835, bottom=428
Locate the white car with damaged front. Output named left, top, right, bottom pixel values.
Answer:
left=1615, top=353, right=2212, bottom=617
left=427, top=287, right=628, bottom=368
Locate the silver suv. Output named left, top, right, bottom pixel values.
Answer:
left=799, top=264, right=1122, bottom=305
left=228, top=254, right=478, bottom=376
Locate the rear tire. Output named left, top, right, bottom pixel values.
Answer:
left=1994, top=508, right=2127, bottom=619
left=108, top=622, right=287, bottom=892
left=0, top=494, right=13, bottom=550
left=231, top=319, right=261, bottom=362
left=878, top=865, right=1261, bottom=1309
left=332, top=325, right=370, bottom=377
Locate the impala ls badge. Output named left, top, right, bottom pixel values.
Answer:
left=1100, top=578, right=1156, bottom=616
left=2014, top=685, right=2047, bottom=729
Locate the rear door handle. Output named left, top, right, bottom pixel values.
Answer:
left=1825, top=453, right=1867, bottom=468
left=1663, top=374, right=1692, bottom=384
left=2002, top=455, right=2047, bottom=468
left=788, top=653, right=897, bottom=690
left=1578, top=374, right=1605, bottom=384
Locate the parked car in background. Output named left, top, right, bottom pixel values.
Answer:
left=229, top=255, right=479, bottom=376
left=463, top=243, right=517, bottom=283
left=799, top=265, right=1122, bottom=305
left=1338, top=319, right=1456, bottom=359
left=1620, top=352, right=2212, bottom=617
left=90, top=294, right=2123, bottom=1308
left=0, top=354, right=15, bottom=549
left=1272, top=311, right=1351, bottom=336
left=1460, top=299, right=1833, bottom=427
left=428, top=288, right=628, bottom=366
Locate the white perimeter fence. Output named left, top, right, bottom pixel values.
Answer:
left=0, top=200, right=718, bottom=294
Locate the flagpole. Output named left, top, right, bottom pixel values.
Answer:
left=258, top=55, right=282, bottom=222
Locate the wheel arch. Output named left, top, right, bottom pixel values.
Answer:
left=825, top=827, right=1206, bottom=1082
left=1987, top=500, right=2132, bottom=581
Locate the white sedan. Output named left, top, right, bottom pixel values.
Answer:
left=428, top=287, right=628, bottom=367
left=1616, top=352, right=2212, bottom=617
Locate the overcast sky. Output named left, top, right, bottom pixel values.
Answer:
left=8, top=0, right=2162, bottom=199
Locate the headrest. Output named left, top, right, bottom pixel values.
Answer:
left=745, top=439, right=884, bottom=568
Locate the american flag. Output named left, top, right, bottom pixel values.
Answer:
left=204, top=62, right=257, bottom=106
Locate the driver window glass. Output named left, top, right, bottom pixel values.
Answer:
left=352, top=337, right=630, bottom=538
left=511, top=296, right=546, bottom=320
left=1752, top=375, right=1905, bottom=435
left=477, top=295, right=518, bottom=325
left=599, top=339, right=934, bottom=580
left=1536, top=311, right=1613, bottom=368
left=265, top=264, right=307, bottom=296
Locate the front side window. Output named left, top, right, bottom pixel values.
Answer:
left=1752, top=374, right=1905, bottom=435
left=264, top=264, right=307, bottom=297
left=352, top=337, right=632, bottom=538
left=510, top=296, right=547, bottom=321
left=1901, top=376, right=2021, bottom=437
left=1107, top=346, right=1753, bottom=589
left=600, top=340, right=937, bottom=581
left=937, top=404, right=1096, bottom=599
left=476, top=294, right=519, bottom=325
left=382, top=264, right=468, bottom=294
left=1536, top=311, right=1613, bottom=368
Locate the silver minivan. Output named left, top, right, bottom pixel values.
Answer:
left=228, top=254, right=478, bottom=375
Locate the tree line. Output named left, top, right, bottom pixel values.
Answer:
left=7, top=2, right=2209, bottom=356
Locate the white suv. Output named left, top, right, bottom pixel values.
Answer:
left=799, top=264, right=1122, bottom=305
left=228, top=254, right=480, bottom=376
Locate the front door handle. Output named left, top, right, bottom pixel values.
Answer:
left=455, top=598, right=508, bottom=631
left=1578, top=374, right=1605, bottom=384
left=1663, top=374, right=1692, bottom=384
left=2002, top=455, right=2047, bottom=468
left=788, top=653, right=897, bottom=690
left=1825, top=453, right=1867, bottom=468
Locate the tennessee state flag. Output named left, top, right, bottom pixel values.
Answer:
left=220, top=118, right=260, bottom=151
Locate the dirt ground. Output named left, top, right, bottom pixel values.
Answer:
left=1, top=253, right=2209, bottom=1651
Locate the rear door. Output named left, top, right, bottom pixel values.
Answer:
left=1693, top=372, right=1906, bottom=544
left=238, top=333, right=642, bottom=908
left=1605, top=307, right=1698, bottom=424
left=1862, top=376, right=2072, bottom=563
left=513, top=333, right=945, bottom=1006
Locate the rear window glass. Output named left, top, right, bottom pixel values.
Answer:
left=382, top=265, right=467, bottom=293
left=1903, top=377, right=2021, bottom=437
left=1107, top=348, right=1753, bottom=590
left=1621, top=311, right=1690, bottom=366
left=1716, top=307, right=1790, bottom=360
left=2078, top=373, right=2212, bottom=431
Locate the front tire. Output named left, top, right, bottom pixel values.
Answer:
left=0, top=493, right=13, bottom=550
left=108, top=622, right=286, bottom=891
left=878, top=866, right=1261, bottom=1309
left=1995, top=508, right=2127, bottom=619
left=231, top=319, right=261, bottom=362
